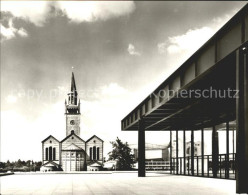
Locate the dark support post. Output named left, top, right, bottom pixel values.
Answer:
left=226, top=121, right=230, bottom=179
left=170, top=130, right=172, bottom=174
left=138, top=118, right=145, bottom=177
left=212, top=126, right=219, bottom=178
left=233, top=127, right=235, bottom=158
left=236, top=47, right=248, bottom=193
left=176, top=130, right=179, bottom=175
left=183, top=130, right=186, bottom=175
left=191, top=130, right=194, bottom=176
left=201, top=128, right=204, bottom=177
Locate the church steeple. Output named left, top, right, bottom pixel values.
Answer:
left=65, top=72, right=80, bottom=114
left=65, top=72, right=81, bottom=136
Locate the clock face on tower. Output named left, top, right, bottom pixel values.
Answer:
left=66, top=115, right=80, bottom=136
left=70, top=120, right=75, bottom=125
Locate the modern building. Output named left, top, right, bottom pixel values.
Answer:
left=131, top=144, right=169, bottom=161
left=121, top=4, right=248, bottom=193
left=41, top=72, right=104, bottom=172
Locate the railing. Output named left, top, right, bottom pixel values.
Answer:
left=145, top=161, right=171, bottom=171
left=171, top=153, right=236, bottom=179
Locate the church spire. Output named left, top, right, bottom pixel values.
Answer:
left=66, top=72, right=78, bottom=107
left=71, top=72, right=77, bottom=92
left=65, top=72, right=81, bottom=136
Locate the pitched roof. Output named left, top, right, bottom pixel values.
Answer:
left=64, top=143, right=83, bottom=151
left=86, top=135, right=104, bottom=143
left=60, top=131, right=85, bottom=143
left=42, top=135, right=60, bottom=143
left=87, top=161, right=103, bottom=167
left=42, top=161, right=60, bottom=167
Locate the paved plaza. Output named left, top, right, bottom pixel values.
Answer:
left=0, top=172, right=237, bottom=195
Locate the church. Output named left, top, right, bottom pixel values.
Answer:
left=41, top=72, right=104, bottom=171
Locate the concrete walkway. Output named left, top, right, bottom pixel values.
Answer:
left=0, top=172, right=237, bottom=195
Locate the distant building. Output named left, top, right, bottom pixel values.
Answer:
left=41, top=72, right=104, bottom=172
left=186, top=141, right=201, bottom=156
left=132, top=148, right=169, bottom=161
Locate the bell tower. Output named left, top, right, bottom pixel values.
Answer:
left=65, top=72, right=81, bottom=136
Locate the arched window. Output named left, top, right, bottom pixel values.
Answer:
left=93, top=146, right=96, bottom=160
left=45, top=148, right=48, bottom=160
left=53, top=148, right=56, bottom=160
left=97, top=147, right=100, bottom=160
left=49, top=146, right=52, bottom=161
left=90, top=147, right=92, bottom=160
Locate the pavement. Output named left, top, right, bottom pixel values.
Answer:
left=0, top=172, right=237, bottom=195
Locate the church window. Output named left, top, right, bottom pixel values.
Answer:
left=72, top=137, right=74, bottom=139
left=93, top=140, right=96, bottom=143
left=50, top=140, right=52, bottom=143
left=53, top=148, right=56, bottom=160
left=93, top=146, right=96, bottom=160
left=49, top=146, right=52, bottom=160
left=90, top=147, right=92, bottom=160
left=97, top=147, right=100, bottom=160
left=45, top=148, right=48, bottom=160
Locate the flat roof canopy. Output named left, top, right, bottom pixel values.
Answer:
left=121, top=4, right=248, bottom=131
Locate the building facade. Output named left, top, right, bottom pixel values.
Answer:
left=41, top=72, right=104, bottom=172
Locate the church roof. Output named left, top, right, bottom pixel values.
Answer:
left=42, top=161, right=60, bottom=167
left=88, top=161, right=103, bottom=167
left=86, top=135, right=104, bottom=143
left=60, top=130, right=85, bottom=143
left=64, top=143, right=83, bottom=151
left=42, top=135, right=60, bottom=143
left=71, top=72, right=77, bottom=91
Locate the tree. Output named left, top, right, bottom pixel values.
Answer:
left=108, top=137, right=135, bottom=170
left=15, top=159, right=23, bottom=168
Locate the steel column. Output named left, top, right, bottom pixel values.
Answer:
left=183, top=130, right=186, bottom=175
left=138, top=118, right=146, bottom=177
left=226, top=121, right=230, bottom=179
left=170, top=130, right=172, bottom=174
left=212, top=126, right=219, bottom=178
left=176, top=130, right=179, bottom=175
left=191, top=130, right=194, bottom=176
left=201, top=128, right=204, bottom=177
left=236, top=47, right=248, bottom=193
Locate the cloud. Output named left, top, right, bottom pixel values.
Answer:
left=1, top=1, right=135, bottom=26
left=127, top=44, right=141, bottom=56
left=157, top=8, right=240, bottom=56
left=1, top=1, right=50, bottom=26
left=0, top=24, right=15, bottom=40
left=0, top=19, right=28, bottom=41
left=211, top=8, right=239, bottom=30
left=17, top=28, right=28, bottom=37
left=158, top=27, right=214, bottom=55
left=101, top=83, right=127, bottom=97
left=57, top=1, right=135, bottom=23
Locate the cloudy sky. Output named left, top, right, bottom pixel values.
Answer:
left=0, top=1, right=246, bottom=162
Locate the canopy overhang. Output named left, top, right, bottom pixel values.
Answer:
left=121, top=4, right=248, bottom=131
